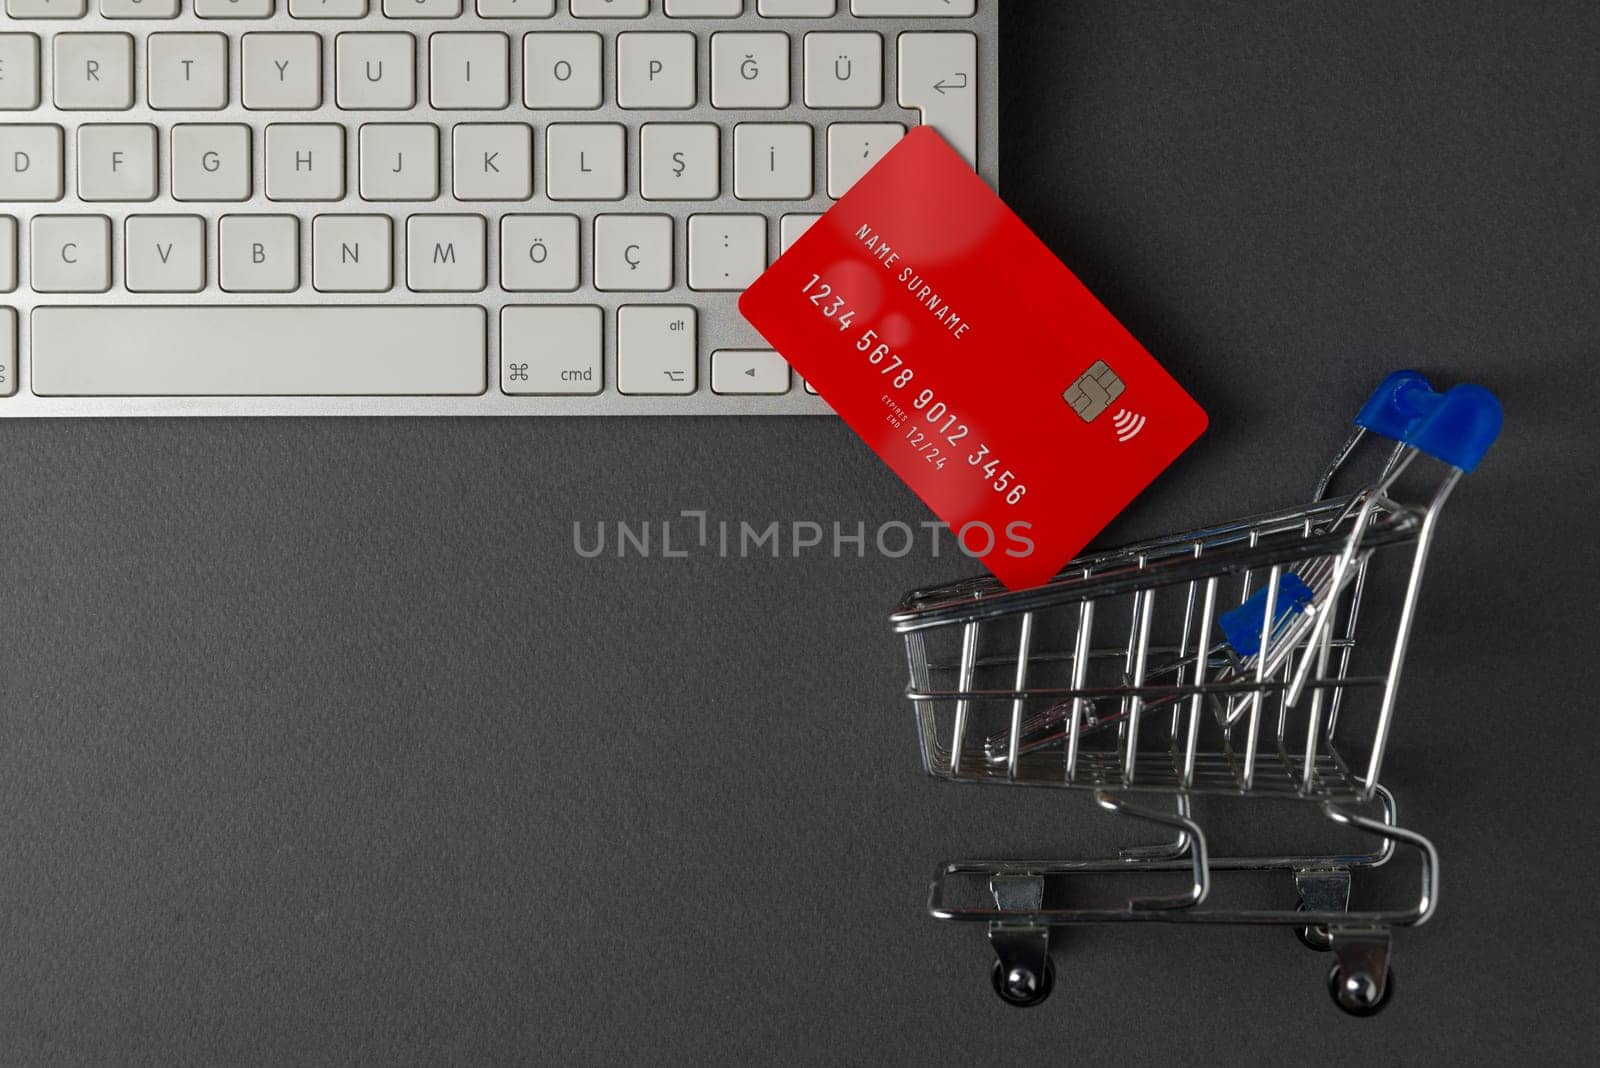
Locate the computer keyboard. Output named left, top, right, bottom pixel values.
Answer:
left=0, top=0, right=997, bottom=417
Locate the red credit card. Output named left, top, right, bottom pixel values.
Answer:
left=739, top=127, right=1208, bottom=590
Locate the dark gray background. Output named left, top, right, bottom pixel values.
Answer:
left=3, top=1, right=1597, bottom=1061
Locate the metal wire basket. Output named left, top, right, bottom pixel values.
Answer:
left=890, top=371, right=1502, bottom=1014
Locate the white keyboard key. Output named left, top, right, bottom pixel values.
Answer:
left=0, top=307, right=13, bottom=397
left=312, top=214, right=392, bottom=292
left=0, top=125, right=63, bottom=201
left=195, top=0, right=275, bottom=15
left=477, top=0, right=555, bottom=14
left=125, top=214, right=205, bottom=293
left=665, top=0, right=741, bottom=15
left=501, top=305, right=602, bottom=395
left=336, top=33, right=416, bottom=110
left=77, top=123, right=158, bottom=202
left=242, top=33, right=323, bottom=110
left=31, top=215, right=112, bottom=293
left=617, top=32, right=697, bottom=109
left=712, top=32, right=790, bottom=109
left=290, top=0, right=368, bottom=16
left=523, top=33, right=603, bottom=109
left=570, top=0, right=646, bottom=15
left=500, top=214, right=580, bottom=291
left=852, top=0, right=972, bottom=13
left=733, top=122, right=813, bottom=200
left=0, top=35, right=42, bottom=111
left=712, top=350, right=789, bottom=394
left=453, top=123, right=533, bottom=201
left=383, top=0, right=459, bottom=14
left=430, top=33, right=510, bottom=111
left=545, top=123, right=625, bottom=201
left=54, top=35, right=134, bottom=111
left=219, top=214, right=299, bottom=292
left=407, top=214, right=486, bottom=293
left=5, top=0, right=88, bottom=16
left=0, top=216, right=17, bottom=292
left=759, top=0, right=833, bottom=15
left=594, top=213, right=673, bottom=292
left=359, top=123, right=439, bottom=201
left=779, top=211, right=820, bottom=252
left=148, top=33, right=230, bottom=110
left=31, top=306, right=486, bottom=396
left=101, top=0, right=180, bottom=18
left=171, top=124, right=253, bottom=201
left=898, top=31, right=977, bottom=167
left=826, top=121, right=901, bottom=197
left=618, top=305, right=696, bottom=395
left=688, top=213, right=765, bottom=291
left=265, top=122, right=345, bottom=200
left=804, top=32, right=881, bottom=108
left=640, top=122, right=719, bottom=200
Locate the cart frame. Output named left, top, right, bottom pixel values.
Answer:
left=889, top=372, right=1501, bottom=1014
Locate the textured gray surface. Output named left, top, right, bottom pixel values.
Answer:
left=2, top=1, right=1598, bottom=1061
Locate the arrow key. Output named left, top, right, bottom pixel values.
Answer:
left=713, top=349, right=791, bottom=395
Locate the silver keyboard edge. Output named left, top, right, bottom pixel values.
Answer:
left=0, top=5, right=998, bottom=418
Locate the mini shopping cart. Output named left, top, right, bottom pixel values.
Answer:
left=889, top=372, right=1502, bottom=1015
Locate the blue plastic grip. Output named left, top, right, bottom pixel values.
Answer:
left=1219, top=573, right=1316, bottom=658
left=1354, top=371, right=1503, bottom=473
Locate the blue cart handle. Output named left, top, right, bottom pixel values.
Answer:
left=1354, top=371, right=1503, bottom=473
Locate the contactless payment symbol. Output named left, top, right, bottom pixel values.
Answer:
left=1111, top=408, right=1147, bottom=443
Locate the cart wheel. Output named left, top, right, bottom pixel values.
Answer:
left=1327, top=961, right=1394, bottom=1017
left=990, top=956, right=1055, bottom=1008
left=1295, top=904, right=1333, bottom=952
